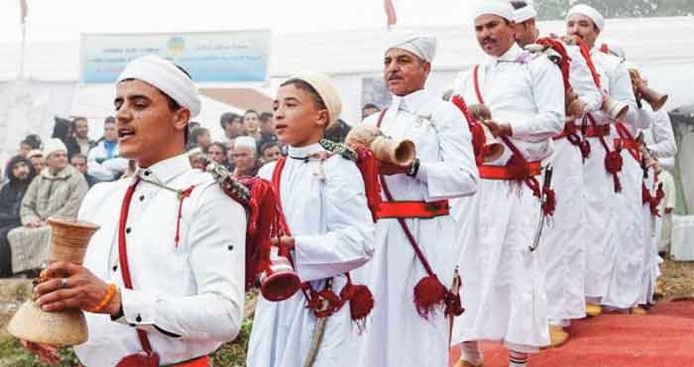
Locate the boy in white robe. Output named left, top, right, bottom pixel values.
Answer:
left=246, top=72, right=375, bottom=367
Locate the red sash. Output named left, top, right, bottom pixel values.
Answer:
left=377, top=200, right=449, bottom=219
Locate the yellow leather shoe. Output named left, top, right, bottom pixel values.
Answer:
left=630, top=306, right=648, bottom=315
left=451, top=360, right=483, bottom=367
left=585, top=302, right=603, bottom=317
left=549, top=325, right=570, bottom=348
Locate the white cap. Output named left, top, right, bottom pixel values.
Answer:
left=117, top=55, right=202, bottom=118
left=42, top=138, right=68, bottom=158
left=511, top=0, right=537, bottom=23
left=567, top=4, right=605, bottom=31
left=287, top=71, right=343, bottom=128
left=386, top=32, right=437, bottom=63
left=472, top=0, right=515, bottom=21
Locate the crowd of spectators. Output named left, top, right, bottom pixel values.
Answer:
left=0, top=103, right=380, bottom=278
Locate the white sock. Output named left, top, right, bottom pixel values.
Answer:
left=509, top=350, right=528, bottom=367
left=460, top=341, right=483, bottom=365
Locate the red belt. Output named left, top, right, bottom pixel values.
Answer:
left=168, top=356, right=209, bottom=367
left=553, top=122, right=577, bottom=140
left=377, top=200, right=449, bottom=219
left=478, top=161, right=542, bottom=180
left=584, top=124, right=610, bottom=137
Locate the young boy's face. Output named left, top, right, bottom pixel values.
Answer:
left=272, top=84, right=328, bottom=147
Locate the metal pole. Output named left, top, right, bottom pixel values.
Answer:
left=18, top=19, right=26, bottom=79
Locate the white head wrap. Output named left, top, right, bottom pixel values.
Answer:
left=472, top=0, right=515, bottom=21
left=234, top=136, right=257, bottom=154
left=512, top=0, right=537, bottom=23
left=567, top=4, right=605, bottom=31
left=42, top=138, right=68, bottom=158
left=117, top=55, right=201, bottom=118
left=287, top=71, right=343, bottom=128
left=386, top=32, right=437, bottom=63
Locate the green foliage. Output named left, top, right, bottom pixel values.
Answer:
left=536, top=0, right=694, bottom=20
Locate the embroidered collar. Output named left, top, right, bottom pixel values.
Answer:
left=287, top=143, right=326, bottom=162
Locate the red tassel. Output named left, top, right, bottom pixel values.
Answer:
left=650, top=183, right=665, bottom=217
left=451, top=95, right=486, bottom=166
left=444, top=291, right=465, bottom=317
left=642, top=182, right=652, bottom=205
left=604, top=150, right=623, bottom=193
left=413, top=275, right=447, bottom=319
left=506, top=156, right=532, bottom=181
left=542, top=188, right=557, bottom=217
left=341, top=283, right=374, bottom=333
left=354, top=146, right=382, bottom=222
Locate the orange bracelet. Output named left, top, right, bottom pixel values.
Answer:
left=85, top=284, right=118, bottom=313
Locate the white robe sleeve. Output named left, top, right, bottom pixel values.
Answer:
left=87, top=146, right=116, bottom=181
left=511, top=58, right=565, bottom=142
left=293, top=159, right=374, bottom=282
left=417, top=103, right=478, bottom=201
left=611, top=64, right=651, bottom=130
left=647, top=109, right=677, bottom=159
left=118, top=184, right=246, bottom=341
left=567, top=45, right=603, bottom=112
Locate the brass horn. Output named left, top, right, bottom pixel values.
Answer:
left=7, top=218, right=100, bottom=346
left=346, top=125, right=416, bottom=166
left=468, top=104, right=505, bottom=163
left=629, top=69, right=668, bottom=111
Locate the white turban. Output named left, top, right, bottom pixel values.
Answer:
left=117, top=55, right=201, bottom=118
left=386, top=32, right=437, bottom=63
left=567, top=4, right=605, bottom=31
left=512, top=0, right=537, bottom=23
left=42, top=138, right=67, bottom=158
left=287, top=71, right=343, bottom=128
left=472, top=0, right=515, bottom=21
left=234, top=136, right=257, bottom=153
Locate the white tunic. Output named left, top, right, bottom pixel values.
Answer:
left=358, top=89, right=478, bottom=367
left=638, top=109, right=677, bottom=304
left=452, top=43, right=564, bottom=351
left=582, top=50, right=635, bottom=302
left=247, top=143, right=374, bottom=367
left=541, top=39, right=603, bottom=324
left=75, top=154, right=246, bottom=367
left=592, top=51, right=650, bottom=309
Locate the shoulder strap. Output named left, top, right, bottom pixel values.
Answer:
left=117, top=179, right=156, bottom=358
left=376, top=108, right=388, bottom=128
left=473, top=65, right=485, bottom=105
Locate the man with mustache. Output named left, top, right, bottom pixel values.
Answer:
left=0, top=155, right=36, bottom=277
left=510, top=0, right=603, bottom=347
left=451, top=2, right=564, bottom=366
left=566, top=4, right=652, bottom=318
left=357, top=33, right=478, bottom=367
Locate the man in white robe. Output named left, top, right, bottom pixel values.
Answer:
left=510, top=0, right=603, bottom=346
left=567, top=5, right=651, bottom=314
left=247, top=72, right=375, bottom=367
left=451, top=2, right=564, bottom=366
left=357, top=33, right=478, bottom=367
left=31, top=55, right=246, bottom=367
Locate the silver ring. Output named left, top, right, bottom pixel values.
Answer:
left=61, top=278, right=69, bottom=288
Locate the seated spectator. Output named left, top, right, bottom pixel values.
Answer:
left=7, top=138, right=88, bottom=276
left=65, top=116, right=96, bottom=159
left=323, top=118, right=352, bottom=143
left=187, top=147, right=206, bottom=170
left=220, top=112, right=245, bottom=142
left=18, top=134, right=42, bottom=157
left=232, top=136, right=261, bottom=177
left=361, top=102, right=380, bottom=120
left=243, top=109, right=263, bottom=143
left=27, top=150, right=45, bottom=174
left=0, top=155, right=36, bottom=277
left=260, top=141, right=282, bottom=164
left=87, top=117, right=128, bottom=182
left=190, top=126, right=212, bottom=151
left=70, top=153, right=98, bottom=187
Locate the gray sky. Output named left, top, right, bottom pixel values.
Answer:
left=1, top=0, right=473, bottom=41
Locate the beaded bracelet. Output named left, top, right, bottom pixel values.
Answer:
left=85, top=284, right=118, bottom=313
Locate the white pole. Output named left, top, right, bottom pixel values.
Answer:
left=18, top=18, right=26, bottom=79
